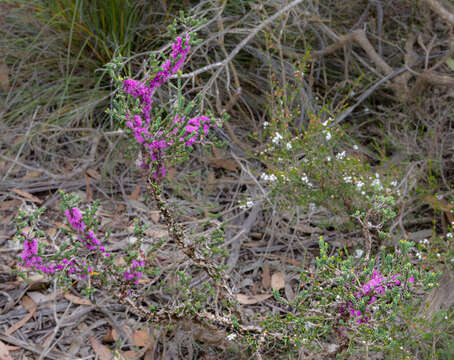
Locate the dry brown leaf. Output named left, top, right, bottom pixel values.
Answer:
left=0, top=61, right=9, bottom=92
left=0, top=214, right=12, bottom=225
left=6, top=310, right=34, bottom=335
left=11, top=188, right=42, bottom=204
left=85, top=173, right=92, bottom=202
left=212, top=146, right=222, bottom=158
left=208, top=158, right=239, bottom=172
left=150, top=211, right=160, bottom=224
left=46, top=227, right=57, bottom=238
left=145, top=228, right=168, bottom=239
left=86, top=168, right=101, bottom=180
left=278, top=255, right=302, bottom=266
left=103, top=328, right=115, bottom=343
left=54, top=221, right=70, bottom=231
left=271, top=272, right=285, bottom=291
left=21, top=295, right=36, bottom=313
left=243, top=240, right=267, bottom=248
left=132, top=329, right=150, bottom=347
left=206, top=171, right=215, bottom=192
left=294, top=224, right=321, bottom=233
left=166, top=166, right=176, bottom=180
left=89, top=336, right=112, bottom=360
left=235, top=293, right=272, bottom=305
left=21, top=170, right=42, bottom=180
left=27, top=291, right=50, bottom=305
left=422, top=195, right=453, bottom=212
left=285, top=283, right=296, bottom=302
left=0, top=199, right=21, bottom=211
left=42, top=332, right=54, bottom=349
left=129, top=185, right=141, bottom=201
left=207, top=146, right=239, bottom=172
left=0, top=340, right=13, bottom=360
left=64, top=293, right=92, bottom=306
left=111, top=327, right=133, bottom=342
left=121, top=350, right=138, bottom=359
left=5, top=346, right=19, bottom=352
left=114, top=256, right=126, bottom=266
left=261, top=265, right=271, bottom=290
left=144, top=349, right=153, bottom=360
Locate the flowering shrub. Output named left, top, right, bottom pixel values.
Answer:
left=260, top=237, right=440, bottom=357
left=12, top=25, right=446, bottom=359
left=257, top=64, right=401, bottom=234
left=15, top=29, right=217, bottom=294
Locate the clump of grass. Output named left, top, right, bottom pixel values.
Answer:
left=0, top=0, right=157, bottom=129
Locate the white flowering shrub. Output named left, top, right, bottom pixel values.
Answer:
left=257, top=72, right=401, bottom=232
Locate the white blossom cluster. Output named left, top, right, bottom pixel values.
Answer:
left=272, top=132, right=283, bottom=144
left=239, top=199, right=254, bottom=210
left=260, top=173, right=278, bottom=182
left=301, top=173, right=313, bottom=187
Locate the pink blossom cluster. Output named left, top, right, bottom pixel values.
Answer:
left=19, top=234, right=81, bottom=276
left=19, top=207, right=144, bottom=285
left=339, top=269, right=415, bottom=324
left=124, top=259, right=145, bottom=285
left=122, top=36, right=213, bottom=179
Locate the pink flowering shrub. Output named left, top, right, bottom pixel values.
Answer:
left=16, top=194, right=149, bottom=290
left=17, top=32, right=215, bottom=287
left=339, top=269, right=415, bottom=325
left=115, top=35, right=215, bottom=179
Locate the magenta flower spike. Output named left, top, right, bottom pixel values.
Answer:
left=120, top=36, right=214, bottom=180
left=64, top=207, right=86, bottom=232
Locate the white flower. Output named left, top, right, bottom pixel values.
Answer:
left=336, top=151, right=346, bottom=160
left=415, top=252, right=422, bottom=260
left=322, top=120, right=329, bottom=127
left=239, top=199, right=254, bottom=210
left=129, top=237, right=138, bottom=245
left=447, top=233, right=453, bottom=239
left=344, top=176, right=352, bottom=183
left=272, top=132, right=283, bottom=144
left=371, top=178, right=383, bottom=190
left=286, top=142, right=292, bottom=150
left=422, top=238, right=429, bottom=245
left=263, top=121, right=269, bottom=127
left=261, top=173, right=278, bottom=182
left=437, top=253, right=441, bottom=258
left=227, top=333, right=237, bottom=341
left=356, top=180, right=365, bottom=190
left=354, top=249, right=364, bottom=258
left=390, top=180, right=398, bottom=187
left=280, top=174, right=289, bottom=181
left=326, top=156, right=331, bottom=161
left=301, top=173, right=313, bottom=187
left=353, top=145, right=359, bottom=150
left=323, top=130, right=332, bottom=141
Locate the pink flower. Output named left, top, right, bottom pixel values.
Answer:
left=64, top=207, right=85, bottom=232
